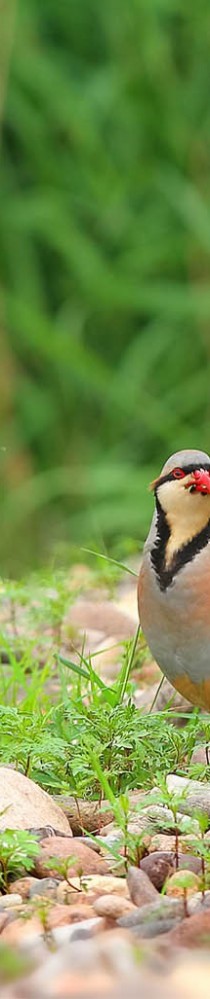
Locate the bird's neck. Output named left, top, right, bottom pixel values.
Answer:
left=164, top=505, right=210, bottom=567
left=151, top=498, right=210, bottom=591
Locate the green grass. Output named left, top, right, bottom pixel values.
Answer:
left=1, top=559, right=210, bottom=898
left=0, top=561, right=210, bottom=803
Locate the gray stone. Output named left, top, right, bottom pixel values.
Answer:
left=189, top=890, right=210, bottom=915
left=29, top=878, right=59, bottom=899
left=166, top=775, right=210, bottom=820
left=0, top=893, right=22, bottom=909
left=125, top=802, right=199, bottom=836
left=118, top=896, right=184, bottom=928
left=76, top=836, right=101, bottom=853
left=132, top=917, right=181, bottom=937
left=51, top=917, right=104, bottom=946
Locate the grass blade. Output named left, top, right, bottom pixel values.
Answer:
left=81, top=548, right=138, bottom=577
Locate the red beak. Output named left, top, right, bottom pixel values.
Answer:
left=187, top=468, right=210, bottom=494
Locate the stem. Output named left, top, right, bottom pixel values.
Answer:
left=25, top=753, right=31, bottom=777
left=0, top=858, right=7, bottom=894
left=149, top=673, right=165, bottom=713
left=118, top=625, right=140, bottom=704
left=10, top=597, right=18, bottom=639
left=205, top=743, right=210, bottom=766
left=136, top=845, right=142, bottom=867
left=66, top=875, right=82, bottom=893
left=183, top=888, right=189, bottom=918
left=201, top=847, right=205, bottom=901
left=97, top=790, right=103, bottom=833
left=174, top=825, right=179, bottom=870
left=124, top=816, right=129, bottom=871
left=74, top=796, right=84, bottom=836
left=124, top=841, right=128, bottom=871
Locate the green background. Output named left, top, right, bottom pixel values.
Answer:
left=1, top=0, right=210, bottom=572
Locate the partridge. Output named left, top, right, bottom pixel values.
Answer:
left=138, top=449, right=210, bottom=710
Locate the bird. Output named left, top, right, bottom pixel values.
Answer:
left=138, top=449, right=210, bottom=710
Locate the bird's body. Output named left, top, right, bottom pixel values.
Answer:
left=138, top=449, right=210, bottom=709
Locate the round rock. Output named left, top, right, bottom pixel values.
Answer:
left=0, top=769, right=70, bottom=834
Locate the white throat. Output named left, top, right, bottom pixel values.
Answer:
left=157, top=479, right=210, bottom=566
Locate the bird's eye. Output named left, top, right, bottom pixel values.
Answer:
left=172, top=468, right=185, bottom=479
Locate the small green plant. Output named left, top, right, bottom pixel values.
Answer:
left=164, top=870, right=199, bottom=918
left=30, top=570, right=73, bottom=650
left=0, top=830, right=40, bottom=892
left=30, top=897, right=54, bottom=948
left=2, top=579, right=28, bottom=644
left=0, top=943, right=31, bottom=984
left=143, top=776, right=191, bottom=870
left=45, top=855, right=85, bottom=892
left=186, top=811, right=210, bottom=900
left=59, top=623, right=141, bottom=709
left=88, top=758, right=152, bottom=870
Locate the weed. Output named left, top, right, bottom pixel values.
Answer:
left=164, top=870, right=199, bottom=918
left=0, top=564, right=209, bottom=841
left=44, top=855, right=85, bottom=892
left=0, top=830, right=39, bottom=893
left=186, top=811, right=210, bottom=900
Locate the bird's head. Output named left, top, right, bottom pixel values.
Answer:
left=150, top=449, right=210, bottom=566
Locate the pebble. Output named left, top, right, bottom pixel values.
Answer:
left=56, top=879, right=85, bottom=904
left=29, top=877, right=60, bottom=899
left=190, top=746, right=209, bottom=766
left=166, top=774, right=210, bottom=819
left=1, top=914, right=44, bottom=948
left=118, top=895, right=185, bottom=928
left=0, top=893, right=22, bottom=909
left=174, top=854, right=202, bottom=875
left=75, top=836, right=101, bottom=853
left=51, top=916, right=105, bottom=947
left=47, top=902, right=95, bottom=929
left=93, top=894, right=135, bottom=919
left=35, top=836, right=108, bottom=878
left=127, top=866, right=158, bottom=906
left=99, top=831, right=123, bottom=850
left=67, top=599, right=135, bottom=640
left=149, top=834, right=177, bottom=853
left=8, top=876, right=42, bottom=899
left=165, top=908, right=210, bottom=948
left=128, top=804, right=197, bottom=836
left=189, top=890, right=210, bottom=915
left=132, top=917, right=181, bottom=938
left=0, top=768, right=70, bottom=833
left=28, top=825, right=70, bottom=841
left=57, top=874, right=130, bottom=904
left=140, top=852, right=174, bottom=890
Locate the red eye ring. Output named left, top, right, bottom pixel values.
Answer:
left=172, top=468, right=185, bottom=479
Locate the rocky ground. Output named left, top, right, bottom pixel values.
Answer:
left=0, top=562, right=210, bottom=997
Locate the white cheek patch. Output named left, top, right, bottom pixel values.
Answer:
left=157, top=479, right=210, bottom=566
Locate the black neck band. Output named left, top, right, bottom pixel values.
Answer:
left=151, top=497, right=210, bottom=591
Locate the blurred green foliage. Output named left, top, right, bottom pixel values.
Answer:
left=1, top=0, right=210, bottom=570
